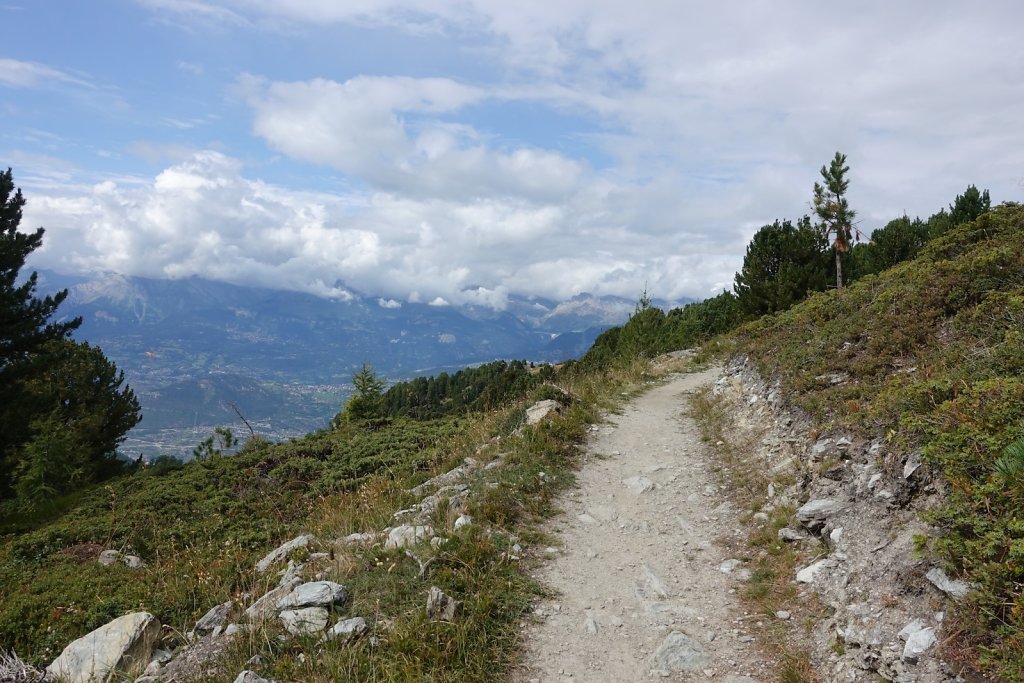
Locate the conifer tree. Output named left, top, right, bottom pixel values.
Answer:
left=813, top=152, right=858, bottom=290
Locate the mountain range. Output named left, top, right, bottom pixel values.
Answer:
left=36, top=271, right=692, bottom=458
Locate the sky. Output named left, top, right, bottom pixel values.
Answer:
left=3, top=1, right=1023, bottom=308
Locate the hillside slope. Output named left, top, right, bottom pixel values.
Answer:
left=726, top=203, right=1024, bottom=677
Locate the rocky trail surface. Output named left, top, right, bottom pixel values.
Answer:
left=517, top=367, right=770, bottom=683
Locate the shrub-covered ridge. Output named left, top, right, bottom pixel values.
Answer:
left=729, top=203, right=1024, bottom=677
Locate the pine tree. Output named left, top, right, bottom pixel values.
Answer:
left=813, top=152, right=858, bottom=291
left=734, top=217, right=829, bottom=315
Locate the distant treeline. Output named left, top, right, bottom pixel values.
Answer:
left=574, top=180, right=991, bottom=371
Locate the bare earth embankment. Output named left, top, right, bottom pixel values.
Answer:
left=517, top=368, right=769, bottom=682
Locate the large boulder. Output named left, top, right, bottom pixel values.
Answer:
left=526, top=400, right=563, bottom=425
left=47, top=612, right=160, bottom=683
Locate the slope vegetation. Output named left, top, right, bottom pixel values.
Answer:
left=727, top=203, right=1024, bottom=677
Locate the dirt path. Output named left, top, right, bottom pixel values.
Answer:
left=517, top=368, right=771, bottom=683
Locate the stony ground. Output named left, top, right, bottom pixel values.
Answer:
left=516, top=368, right=770, bottom=683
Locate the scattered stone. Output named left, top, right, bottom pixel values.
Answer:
left=385, top=524, right=435, bottom=549
left=233, top=670, right=279, bottom=683
left=718, top=559, right=741, bottom=574
left=426, top=586, right=460, bottom=621
left=97, top=549, right=145, bottom=569
left=622, top=476, right=656, bottom=494
left=244, top=579, right=301, bottom=623
left=652, top=631, right=711, bottom=673
left=279, top=607, right=330, bottom=635
left=903, top=451, right=923, bottom=479
left=454, top=515, right=473, bottom=531
left=194, top=601, right=232, bottom=635
left=430, top=536, right=448, bottom=549
left=777, top=527, right=807, bottom=542
left=323, top=617, right=367, bottom=643
left=796, top=558, right=835, bottom=584
left=255, top=534, right=315, bottom=574
left=337, top=532, right=381, bottom=546
left=277, top=560, right=304, bottom=587
left=584, top=613, right=598, bottom=635
left=776, top=610, right=791, bottom=620
left=276, top=581, right=347, bottom=610
left=901, top=626, right=936, bottom=663
left=526, top=399, right=563, bottom=425
left=926, top=567, right=971, bottom=600
left=47, top=612, right=160, bottom=683
left=829, top=527, right=844, bottom=544
left=795, top=499, right=849, bottom=533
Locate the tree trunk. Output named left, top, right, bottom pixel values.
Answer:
left=835, top=248, right=844, bottom=291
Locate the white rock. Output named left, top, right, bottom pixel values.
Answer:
left=652, top=631, right=711, bottom=673
left=898, top=619, right=927, bottom=640
left=719, top=559, right=742, bottom=574
left=903, top=451, right=923, bottom=479
left=234, top=670, right=278, bottom=683
left=385, top=525, right=434, bottom=549
left=525, top=399, right=563, bottom=425
left=777, top=527, right=807, bottom=542
left=622, top=476, right=656, bottom=494
left=323, top=617, right=367, bottom=643
left=902, top=627, right=936, bottom=663
left=829, top=527, right=844, bottom=544
left=279, top=607, right=329, bottom=635
left=337, top=532, right=381, bottom=546
left=426, top=586, right=459, bottom=621
left=244, top=580, right=301, bottom=623
left=776, top=610, right=791, bottom=620
left=123, top=555, right=145, bottom=569
left=926, top=568, right=971, bottom=600
left=255, top=534, right=315, bottom=574
left=194, top=601, right=232, bottom=635
left=454, top=515, right=473, bottom=531
left=97, top=549, right=122, bottom=566
left=276, top=581, right=347, bottom=610
left=796, top=558, right=835, bottom=583
left=47, top=612, right=160, bottom=683
left=795, top=499, right=849, bottom=532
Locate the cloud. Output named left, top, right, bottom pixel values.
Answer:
left=238, top=74, right=585, bottom=202
left=0, top=58, right=92, bottom=89
left=24, top=150, right=743, bottom=305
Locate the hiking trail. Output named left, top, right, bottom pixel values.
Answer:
left=517, top=367, right=770, bottom=682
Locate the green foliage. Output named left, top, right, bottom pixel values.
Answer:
left=734, top=217, right=829, bottom=316
left=728, top=203, right=1024, bottom=677
left=813, top=151, right=858, bottom=290
left=335, top=363, right=387, bottom=424
left=1, top=170, right=139, bottom=505
left=379, top=360, right=541, bottom=420
left=191, top=426, right=237, bottom=461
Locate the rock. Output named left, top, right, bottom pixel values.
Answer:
left=276, top=581, right=348, bottom=610
left=776, top=610, right=791, bottom=620
left=223, top=624, right=249, bottom=637
left=811, top=438, right=833, bottom=459
left=901, top=626, right=936, bottom=663
left=903, top=451, right=923, bottom=479
left=829, top=527, right=844, bottom=544
left=323, top=616, right=367, bottom=643
left=337, top=531, right=381, bottom=546
left=244, top=580, right=301, bottom=623
left=233, top=670, right=279, bottom=683
left=97, top=549, right=145, bottom=569
left=622, top=476, right=655, bottom=494
left=796, top=558, right=835, bottom=583
left=194, top=601, right=232, bottom=635
left=385, top=524, right=434, bottom=549
left=584, top=613, right=598, bottom=635
left=47, top=612, right=160, bottom=683
left=525, top=399, right=563, bottom=425
left=279, top=607, right=330, bottom=635
left=925, top=567, right=971, bottom=600
left=835, top=436, right=853, bottom=450
left=277, top=560, right=305, bottom=587
left=777, top=527, right=807, bottom=542
left=454, top=515, right=473, bottom=531
left=652, top=631, right=711, bottom=673
left=795, top=499, right=849, bottom=533
left=430, top=536, right=448, bottom=549
left=719, top=559, right=741, bottom=574
left=898, top=619, right=927, bottom=640
left=255, top=534, right=315, bottom=574
left=426, top=586, right=460, bottom=621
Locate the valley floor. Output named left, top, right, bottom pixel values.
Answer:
left=516, top=368, right=770, bottom=682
